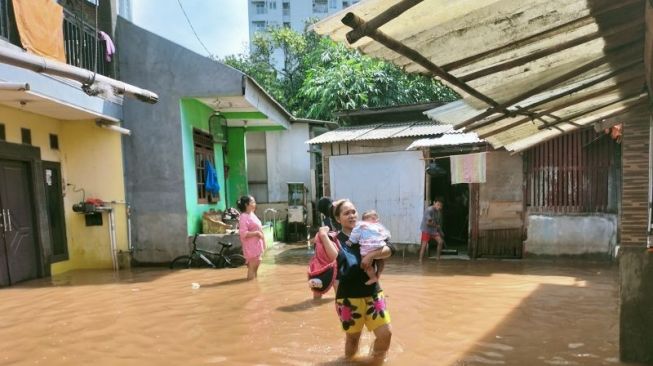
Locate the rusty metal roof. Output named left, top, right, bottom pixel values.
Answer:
left=306, top=121, right=475, bottom=144
left=312, top=0, right=647, bottom=152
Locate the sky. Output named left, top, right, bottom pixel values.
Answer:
left=130, top=0, right=250, bottom=59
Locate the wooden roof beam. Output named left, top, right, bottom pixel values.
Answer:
left=537, top=92, right=648, bottom=131
left=440, top=0, right=643, bottom=72
left=458, top=20, right=644, bottom=83
left=341, top=12, right=501, bottom=109
left=475, top=63, right=644, bottom=138
left=457, top=37, right=643, bottom=130
left=345, top=0, right=423, bottom=44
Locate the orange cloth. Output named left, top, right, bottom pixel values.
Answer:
left=12, top=0, right=66, bottom=62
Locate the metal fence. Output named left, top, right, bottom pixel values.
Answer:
left=524, top=128, right=618, bottom=213
left=63, top=9, right=110, bottom=76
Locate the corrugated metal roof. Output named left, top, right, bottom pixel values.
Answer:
left=312, top=0, right=646, bottom=152
left=406, top=133, right=482, bottom=150
left=306, top=124, right=380, bottom=144
left=306, top=121, right=477, bottom=145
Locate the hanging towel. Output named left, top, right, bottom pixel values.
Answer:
left=98, top=31, right=116, bottom=62
left=12, top=0, right=66, bottom=62
left=204, top=160, right=220, bottom=196
left=450, top=152, right=486, bottom=184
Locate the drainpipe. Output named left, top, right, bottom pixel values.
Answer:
left=0, top=82, right=29, bottom=91
left=0, top=47, right=158, bottom=104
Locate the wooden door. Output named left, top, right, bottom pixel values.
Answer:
left=0, top=159, right=39, bottom=286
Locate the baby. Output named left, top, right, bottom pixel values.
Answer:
left=347, top=210, right=390, bottom=285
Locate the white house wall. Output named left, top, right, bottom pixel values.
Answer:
left=265, top=124, right=311, bottom=202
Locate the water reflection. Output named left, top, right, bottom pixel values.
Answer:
left=0, top=244, right=641, bottom=365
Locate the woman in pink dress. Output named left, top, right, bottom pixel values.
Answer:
left=237, top=195, right=265, bottom=280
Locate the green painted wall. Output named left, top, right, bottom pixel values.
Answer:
left=226, top=127, right=248, bottom=208
left=180, top=99, right=227, bottom=235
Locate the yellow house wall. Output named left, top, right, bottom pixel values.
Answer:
left=0, top=105, right=128, bottom=275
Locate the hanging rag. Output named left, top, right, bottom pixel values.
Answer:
left=308, top=232, right=339, bottom=295
left=12, top=0, right=66, bottom=62
left=204, top=159, right=220, bottom=196
left=98, top=31, right=116, bottom=62
left=450, top=152, right=487, bottom=184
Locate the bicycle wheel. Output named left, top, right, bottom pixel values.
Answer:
left=170, top=255, right=192, bottom=269
left=224, top=254, right=246, bottom=268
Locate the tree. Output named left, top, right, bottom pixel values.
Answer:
left=222, top=26, right=458, bottom=122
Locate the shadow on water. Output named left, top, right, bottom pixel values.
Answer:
left=277, top=297, right=333, bottom=312
left=449, top=279, right=645, bottom=366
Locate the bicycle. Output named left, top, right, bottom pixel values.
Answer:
left=170, top=234, right=246, bottom=269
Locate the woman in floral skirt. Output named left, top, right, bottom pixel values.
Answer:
left=317, top=199, right=394, bottom=362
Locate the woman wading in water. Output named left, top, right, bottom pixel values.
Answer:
left=317, top=199, right=394, bottom=362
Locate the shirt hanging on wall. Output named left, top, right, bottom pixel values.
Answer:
left=450, top=152, right=486, bottom=184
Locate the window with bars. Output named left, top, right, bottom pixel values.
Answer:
left=524, top=128, right=619, bottom=213
left=193, top=129, right=216, bottom=204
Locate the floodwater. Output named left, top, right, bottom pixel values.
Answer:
left=0, top=244, right=641, bottom=366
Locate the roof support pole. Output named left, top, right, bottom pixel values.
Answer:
left=341, top=12, right=501, bottom=109
left=345, top=0, right=423, bottom=44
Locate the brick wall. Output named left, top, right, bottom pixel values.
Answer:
left=620, top=108, right=651, bottom=246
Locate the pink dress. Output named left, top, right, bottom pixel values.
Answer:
left=239, top=212, right=265, bottom=262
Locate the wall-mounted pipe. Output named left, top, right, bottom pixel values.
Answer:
left=0, top=47, right=158, bottom=103
left=96, top=120, right=131, bottom=135
left=0, top=82, right=29, bottom=91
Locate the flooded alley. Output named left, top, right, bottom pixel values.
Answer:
left=0, top=245, right=634, bottom=366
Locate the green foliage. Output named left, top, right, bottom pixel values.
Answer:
left=222, top=26, right=458, bottom=121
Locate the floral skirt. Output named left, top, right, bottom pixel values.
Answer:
left=335, top=291, right=391, bottom=333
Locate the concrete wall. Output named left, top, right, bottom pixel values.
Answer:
left=525, top=214, right=617, bottom=256
left=116, top=18, right=243, bottom=263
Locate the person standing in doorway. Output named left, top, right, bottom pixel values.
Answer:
left=238, top=195, right=265, bottom=280
left=419, top=199, right=445, bottom=262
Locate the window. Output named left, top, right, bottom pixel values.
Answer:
left=342, top=1, right=350, bottom=8
left=252, top=20, right=266, bottom=31
left=282, top=1, right=290, bottom=16
left=313, top=0, right=328, bottom=13
left=254, top=1, right=266, bottom=14
left=0, top=123, right=4, bottom=141
left=524, top=129, right=618, bottom=213
left=330, top=0, right=337, bottom=8
left=268, top=0, right=276, bottom=9
left=283, top=22, right=291, bottom=28
left=49, top=134, right=59, bottom=150
left=21, top=128, right=31, bottom=145
left=194, top=129, right=216, bottom=204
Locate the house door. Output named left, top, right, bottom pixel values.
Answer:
left=44, top=161, right=68, bottom=262
left=0, top=159, right=39, bottom=286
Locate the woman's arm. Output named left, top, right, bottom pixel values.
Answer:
left=318, top=226, right=339, bottom=261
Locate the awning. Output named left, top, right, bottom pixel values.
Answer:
left=312, top=0, right=647, bottom=152
left=306, top=120, right=480, bottom=144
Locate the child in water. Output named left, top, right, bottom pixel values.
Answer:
left=347, top=210, right=390, bottom=285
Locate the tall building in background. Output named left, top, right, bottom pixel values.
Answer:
left=247, top=0, right=359, bottom=66
left=118, top=0, right=133, bottom=22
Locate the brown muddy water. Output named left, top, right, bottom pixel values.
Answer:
left=0, top=244, right=639, bottom=366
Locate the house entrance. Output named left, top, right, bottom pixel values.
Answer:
left=0, top=159, right=39, bottom=286
left=428, top=157, right=469, bottom=255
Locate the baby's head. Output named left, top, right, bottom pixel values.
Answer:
left=362, top=210, right=379, bottom=223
